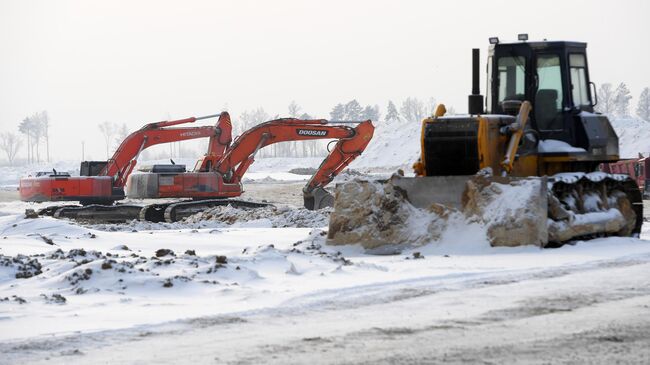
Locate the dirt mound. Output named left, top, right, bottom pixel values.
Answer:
left=184, top=205, right=331, bottom=228
left=327, top=179, right=452, bottom=249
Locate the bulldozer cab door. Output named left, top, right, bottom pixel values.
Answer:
left=532, top=51, right=571, bottom=142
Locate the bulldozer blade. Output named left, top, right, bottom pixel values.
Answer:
left=328, top=174, right=550, bottom=248
left=304, top=187, right=335, bottom=210
left=390, top=175, right=472, bottom=209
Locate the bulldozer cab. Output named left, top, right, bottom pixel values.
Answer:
left=487, top=41, right=595, bottom=145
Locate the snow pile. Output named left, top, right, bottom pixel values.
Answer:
left=610, top=117, right=650, bottom=158
left=538, top=139, right=586, bottom=153
left=348, top=119, right=421, bottom=171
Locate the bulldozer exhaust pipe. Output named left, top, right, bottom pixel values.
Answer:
left=468, top=48, right=484, bottom=115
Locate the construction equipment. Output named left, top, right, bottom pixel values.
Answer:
left=602, top=154, right=649, bottom=199
left=127, top=117, right=375, bottom=222
left=20, top=113, right=226, bottom=205
left=328, top=36, right=643, bottom=247
left=22, top=113, right=374, bottom=222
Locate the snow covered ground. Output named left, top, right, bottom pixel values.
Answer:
left=0, top=190, right=649, bottom=363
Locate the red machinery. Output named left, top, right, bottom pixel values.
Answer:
left=21, top=112, right=375, bottom=222
left=602, top=154, right=649, bottom=199
left=20, top=113, right=228, bottom=205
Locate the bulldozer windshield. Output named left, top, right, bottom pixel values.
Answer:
left=497, top=56, right=526, bottom=107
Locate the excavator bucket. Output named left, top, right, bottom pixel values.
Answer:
left=303, top=187, right=335, bottom=210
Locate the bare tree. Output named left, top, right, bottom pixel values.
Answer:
left=329, top=103, right=345, bottom=120
left=0, top=132, right=22, bottom=166
left=18, top=112, right=47, bottom=163
left=239, top=108, right=271, bottom=156
left=113, top=123, right=130, bottom=151
left=636, top=87, right=650, bottom=121
left=288, top=101, right=301, bottom=118
left=40, top=111, right=50, bottom=162
left=613, top=82, right=633, bottom=118
left=98, top=121, right=117, bottom=159
left=385, top=101, right=400, bottom=123
left=595, top=83, right=615, bottom=115
left=400, top=97, right=426, bottom=123
left=344, top=100, right=363, bottom=120
left=425, top=97, right=438, bottom=116
left=18, top=117, right=33, bottom=163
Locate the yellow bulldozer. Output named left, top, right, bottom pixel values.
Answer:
left=328, top=35, right=643, bottom=248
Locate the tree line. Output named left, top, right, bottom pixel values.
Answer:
left=2, top=87, right=649, bottom=165
left=595, top=83, right=650, bottom=121
left=0, top=111, right=50, bottom=166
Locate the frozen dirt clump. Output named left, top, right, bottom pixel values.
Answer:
left=184, top=205, right=331, bottom=228
left=41, top=293, right=67, bottom=304
left=463, top=175, right=548, bottom=247
left=0, top=254, right=43, bottom=279
left=328, top=179, right=453, bottom=249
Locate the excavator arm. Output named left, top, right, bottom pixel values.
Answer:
left=104, top=112, right=232, bottom=187
left=215, top=118, right=374, bottom=209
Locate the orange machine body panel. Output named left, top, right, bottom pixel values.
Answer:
left=127, top=172, right=243, bottom=199
left=19, top=176, right=113, bottom=202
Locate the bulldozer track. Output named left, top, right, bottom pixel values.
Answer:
left=548, top=172, right=643, bottom=242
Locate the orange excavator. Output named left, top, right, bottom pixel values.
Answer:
left=21, top=112, right=374, bottom=222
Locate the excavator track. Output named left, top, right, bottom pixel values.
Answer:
left=52, top=204, right=144, bottom=223
left=546, top=172, right=643, bottom=244
left=140, top=199, right=273, bottom=223
left=37, top=204, right=82, bottom=217
left=41, top=199, right=272, bottom=223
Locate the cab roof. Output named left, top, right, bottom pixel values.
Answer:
left=492, top=40, right=587, bottom=49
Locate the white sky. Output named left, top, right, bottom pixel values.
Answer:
left=1, top=0, right=649, bottom=160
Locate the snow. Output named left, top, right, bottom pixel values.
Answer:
left=611, top=117, right=650, bottom=158
left=538, top=139, right=587, bottom=153
left=0, top=197, right=649, bottom=345
left=348, top=118, right=421, bottom=171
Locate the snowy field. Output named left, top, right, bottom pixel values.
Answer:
left=1, top=181, right=649, bottom=363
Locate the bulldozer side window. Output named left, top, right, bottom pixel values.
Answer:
left=486, top=56, right=493, bottom=113
left=569, top=53, right=590, bottom=107
left=535, top=54, right=564, bottom=131
left=497, top=56, right=525, bottom=105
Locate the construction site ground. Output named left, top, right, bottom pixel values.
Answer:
left=0, top=178, right=649, bottom=364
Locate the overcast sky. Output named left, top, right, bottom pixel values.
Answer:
left=1, top=0, right=649, bottom=160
